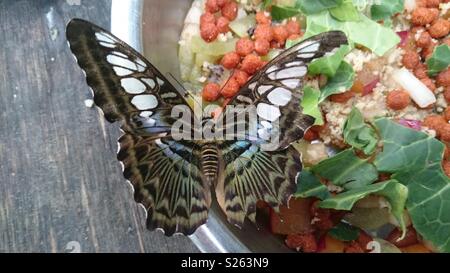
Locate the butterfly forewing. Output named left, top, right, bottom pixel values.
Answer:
left=221, top=31, right=348, bottom=150
left=66, top=19, right=193, bottom=137
left=67, top=19, right=208, bottom=235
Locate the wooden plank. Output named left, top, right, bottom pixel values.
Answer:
left=0, top=0, right=199, bottom=253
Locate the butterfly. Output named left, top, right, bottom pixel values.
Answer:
left=66, top=18, right=348, bottom=236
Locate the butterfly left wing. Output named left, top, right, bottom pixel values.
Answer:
left=215, top=31, right=348, bottom=227
left=66, top=19, right=209, bottom=235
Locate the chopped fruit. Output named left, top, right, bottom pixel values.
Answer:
left=344, top=242, right=365, bottom=253
left=329, top=91, right=355, bottom=103
left=217, top=0, right=229, bottom=8
left=414, top=64, right=428, bottom=79
left=221, top=77, right=240, bottom=98
left=286, top=20, right=301, bottom=35
left=437, top=68, right=450, bottom=87
left=423, top=115, right=447, bottom=136
left=422, top=41, right=437, bottom=59
left=240, top=54, right=263, bottom=75
left=221, top=1, right=238, bottom=21
left=444, top=107, right=450, bottom=121
left=350, top=80, right=364, bottom=93
left=416, top=31, right=432, bottom=48
left=386, top=89, right=411, bottom=110
left=428, top=18, right=450, bottom=39
left=202, top=83, right=221, bottom=102
left=256, top=11, right=272, bottom=25
left=411, top=8, right=439, bottom=26
left=357, top=231, right=373, bottom=251
left=216, top=16, right=230, bottom=33
left=440, top=124, right=450, bottom=142
left=236, top=38, right=255, bottom=56
left=200, top=12, right=216, bottom=26
left=318, top=235, right=346, bottom=253
left=254, top=38, right=270, bottom=56
left=401, top=244, right=432, bottom=253
left=254, top=24, right=273, bottom=41
left=304, top=128, right=319, bottom=142
left=201, top=23, right=219, bottom=42
left=221, top=51, right=241, bottom=69
left=445, top=87, right=450, bottom=103
left=387, top=227, right=419, bottom=248
left=402, top=50, right=420, bottom=69
left=285, top=233, right=318, bottom=253
left=231, top=69, right=249, bottom=86
left=421, top=77, right=436, bottom=92
left=272, top=25, right=289, bottom=45
left=310, top=201, right=335, bottom=230
left=270, top=198, right=313, bottom=235
left=205, top=0, right=220, bottom=13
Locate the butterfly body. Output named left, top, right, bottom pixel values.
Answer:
left=67, top=19, right=348, bottom=236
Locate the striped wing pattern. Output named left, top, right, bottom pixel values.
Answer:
left=118, top=134, right=210, bottom=236
left=216, top=140, right=302, bottom=226
left=67, top=18, right=348, bottom=235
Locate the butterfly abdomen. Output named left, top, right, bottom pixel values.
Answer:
left=201, top=143, right=219, bottom=183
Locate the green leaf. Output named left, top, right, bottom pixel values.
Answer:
left=373, top=118, right=450, bottom=252
left=296, top=0, right=343, bottom=14
left=319, top=61, right=355, bottom=101
left=304, top=11, right=400, bottom=56
left=312, top=149, right=378, bottom=189
left=426, top=45, right=450, bottom=77
left=308, top=44, right=351, bottom=77
left=330, top=0, right=361, bottom=21
left=371, top=0, right=404, bottom=21
left=263, top=0, right=273, bottom=9
left=320, top=180, right=409, bottom=238
left=328, top=222, right=360, bottom=241
left=343, top=107, right=378, bottom=155
left=301, top=86, right=324, bottom=126
left=295, top=169, right=331, bottom=200
left=271, top=5, right=301, bottom=20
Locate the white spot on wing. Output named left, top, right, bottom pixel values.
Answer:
left=285, top=61, right=303, bottom=67
left=267, top=88, right=292, bottom=106
left=113, top=66, right=133, bottom=76
left=131, top=94, right=158, bottom=110
left=257, top=103, right=281, bottom=122
left=121, top=78, right=146, bottom=94
left=99, top=41, right=115, bottom=48
left=161, top=92, right=178, bottom=99
left=157, top=77, right=164, bottom=86
left=258, top=85, right=272, bottom=95
left=266, top=66, right=278, bottom=73
left=282, top=79, right=301, bottom=89
left=111, top=51, right=128, bottom=58
left=95, top=32, right=115, bottom=43
left=140, top=111, right=153, bottom=118
left=269, top=66, right=307, bottom=80
left=141, top=78, right=156, bottom=89
left=107, top=54, right=138, bottom=71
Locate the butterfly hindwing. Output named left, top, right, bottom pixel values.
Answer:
left=215, top=140, right=302, bottom=226
left=118, top=134, right=211, bottom=236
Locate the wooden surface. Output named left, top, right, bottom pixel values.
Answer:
left=0, top=0, right=199, bottom=253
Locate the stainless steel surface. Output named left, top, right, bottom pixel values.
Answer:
left=111, top=0, right=290, bottom=253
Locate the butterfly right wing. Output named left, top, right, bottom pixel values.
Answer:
left=67, top=19, right=209, bottom=235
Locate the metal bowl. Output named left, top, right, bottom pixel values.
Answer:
left=110, top=0, right=291, bottom=253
